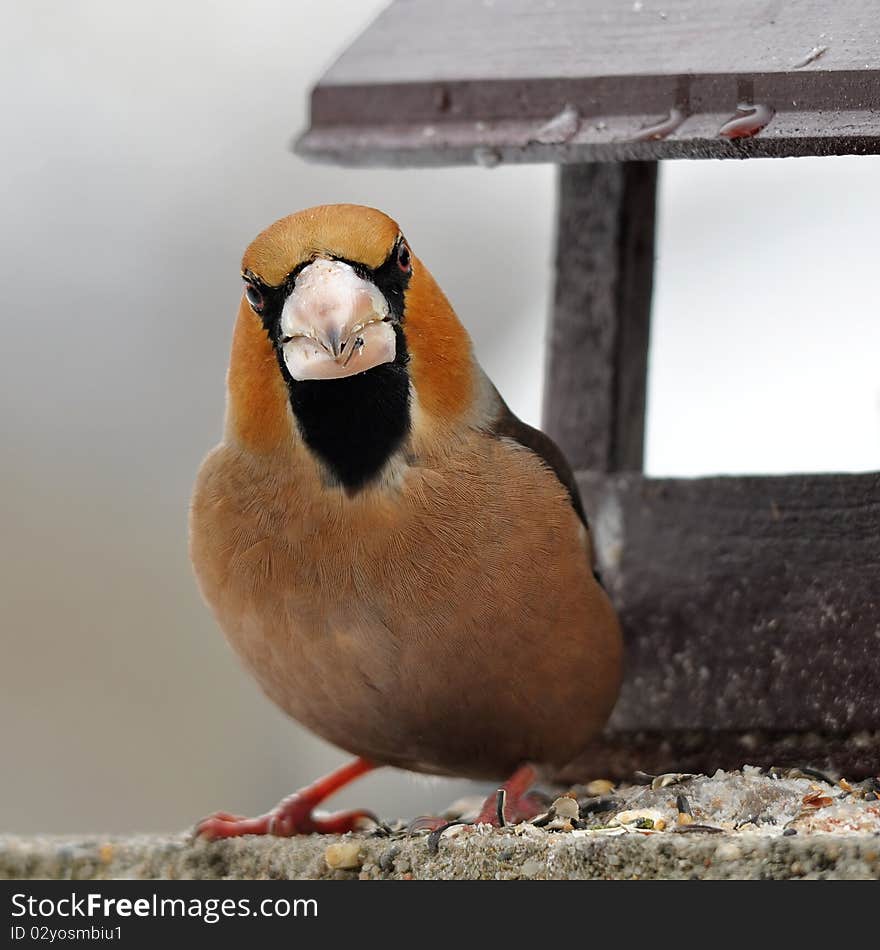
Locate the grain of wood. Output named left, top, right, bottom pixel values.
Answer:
left=298, top=0, right=880, bottom=164
left=543, top=163, right=655, bottom=472
left=577, top=472, right=880, bottom=737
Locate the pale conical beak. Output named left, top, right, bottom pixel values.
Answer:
left=278, top=258, right=397, bottom=381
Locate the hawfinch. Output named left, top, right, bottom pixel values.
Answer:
left=191, top=205, right=622, bottom=837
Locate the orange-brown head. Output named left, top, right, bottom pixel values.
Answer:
left=226, top=205, right=476, bottom=490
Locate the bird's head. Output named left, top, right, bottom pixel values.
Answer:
left=226, top=205, right=476, bottom=489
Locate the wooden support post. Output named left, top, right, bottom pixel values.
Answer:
left=542, top=161, right=657, bottom=473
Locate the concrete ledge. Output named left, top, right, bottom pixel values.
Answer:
left=2, top=829, right=879, bottom=881
left=4, top=769, right=878, bottom=880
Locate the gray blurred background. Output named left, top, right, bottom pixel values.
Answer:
left=2, top=1, right=878, bottom=834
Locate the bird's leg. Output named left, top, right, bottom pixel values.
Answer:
left=196, top=757, right=378, bottom=839
left=474, top=763, right=544, bottom=826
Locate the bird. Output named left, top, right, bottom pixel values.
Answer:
left=190, top=204, right=623, bottom=838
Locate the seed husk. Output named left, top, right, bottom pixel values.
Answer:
left=324, top=841, right=363, bottom=870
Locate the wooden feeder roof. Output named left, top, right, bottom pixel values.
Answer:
left=296, top=0, right=880, bottom=166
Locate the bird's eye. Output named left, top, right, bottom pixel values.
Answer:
left=244, top=282, right=264, bottom=312
left=396, top=242, right=412, bottom=274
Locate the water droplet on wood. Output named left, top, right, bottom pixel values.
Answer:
left=793, top=45, right=828, bottom=68
left=633, top=106, right=686, bottom=141
left=719, top=103, right=775, bottom=139
left=534, top=104, right=581, bottom=144
left=473, top=146, right=502, bottom=168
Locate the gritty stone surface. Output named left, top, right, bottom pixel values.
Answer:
left=2, top=829, right=878, bottom=881
left=3, top=770, right=878, bottom=881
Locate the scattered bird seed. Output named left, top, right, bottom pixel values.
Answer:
left=552, top=796, right=580, bottom=821
left=535, top=807, right=578, bottom=832
left=495, top=789, right=507, bottom=827
left=612, top=809, right=667, bottom=828
left=768, top=766, right=835, bottom=784
left=570, top=826, right=628, bottom=838
left=802, top=792, right=833, bottom=809
left=427, top=820, right=468, bottom=855
left=324, top=841, right=363, bottom=870
left=579, top=796, right=620, bottom=818
left=651, top=772, right=697, bottom=790
left=404, top=767, right=880, bottom=854
left=584, top=779, right=615, bottom=796
left=368, top=821, right=393, bottom=837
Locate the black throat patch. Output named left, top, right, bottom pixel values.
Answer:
left=283, top=328, right=412, bottom=491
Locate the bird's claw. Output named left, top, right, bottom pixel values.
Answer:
left=194, top=811, right=274, bottom=840
left=195, top=804, right=378, bottom=840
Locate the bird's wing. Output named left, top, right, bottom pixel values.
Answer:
left=484, top=387, right=606, bottom=585
left=484, top=385, right=588, bottom=530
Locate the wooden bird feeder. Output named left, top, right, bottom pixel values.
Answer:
left=297, top=0, right=880, bottom=778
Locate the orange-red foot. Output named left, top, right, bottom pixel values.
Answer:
left=196, top=757, right=377, bottom=840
